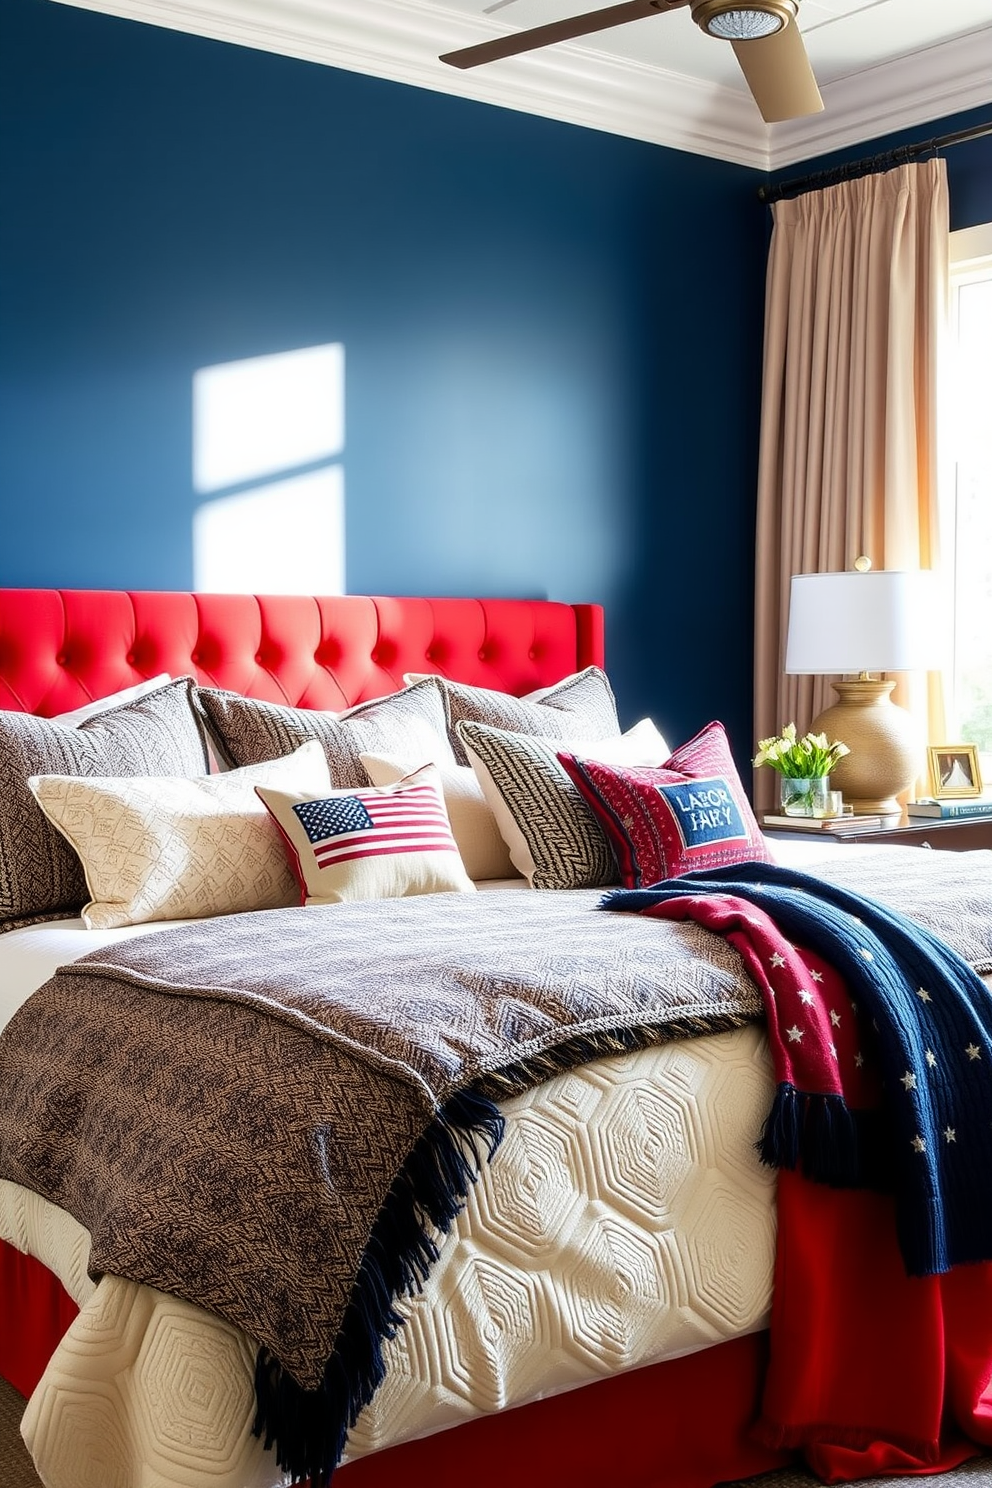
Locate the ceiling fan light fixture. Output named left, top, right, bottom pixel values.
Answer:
left=690, top=0, right=796, bottom=41
left=706, top=8, right=780, bottom=38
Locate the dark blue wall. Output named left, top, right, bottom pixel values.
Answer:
left=9, top=5, right=987, bottom=759
left=0, top=0, right=768, bottom=756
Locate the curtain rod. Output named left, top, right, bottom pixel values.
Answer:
left=757, top=119, right=992, bottom=204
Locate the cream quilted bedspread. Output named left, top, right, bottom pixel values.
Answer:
left=2, top=1025, right=777, bottom=1488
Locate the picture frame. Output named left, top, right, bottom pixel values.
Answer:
left=927, top=744, right=984, bottom=799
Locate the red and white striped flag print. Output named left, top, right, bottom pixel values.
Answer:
left=291, top=782, right=456, bottom=869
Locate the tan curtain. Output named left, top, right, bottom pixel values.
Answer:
left=753, top=157, right=949, bottom=812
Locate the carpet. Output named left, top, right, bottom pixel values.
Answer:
left=0, top=1374, right=41, bottom=1488
left=720, top=1463, right=992, bottom=1486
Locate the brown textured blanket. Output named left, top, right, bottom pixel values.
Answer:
left=0, top=886, right=761, bottom=1480
left=1, top=847, right=990, bottom=1482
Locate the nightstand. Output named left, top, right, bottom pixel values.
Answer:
left=764, top=814, right=992, bottom=852
left=843, top=814, right=992, bottom=851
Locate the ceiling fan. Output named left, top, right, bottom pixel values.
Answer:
left=440, top=0, right=824, bottom=124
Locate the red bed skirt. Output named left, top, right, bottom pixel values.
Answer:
left=0, top=1238, right=79, bottom=1400
left=335, top=1331, right=792, bottom=1488
left=0, top=1233, right=790, bottom=1487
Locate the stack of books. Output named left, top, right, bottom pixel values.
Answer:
left=906, top=798, right=992, bottom=819
left=762, top=813, right=886, bottom=835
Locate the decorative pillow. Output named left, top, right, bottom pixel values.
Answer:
left=257, top=766, right=476, bottom=906
left=557, top=720, right=771, bottom=888
left=53, top=675, right=173, bottom=727
left=407, top=668, right=621, bottom=766
left=29, top=742, right=331, bottom=931
left=0, top=677, right=209, bottom=933
left=360, top=752, right=518, bottom=882
left=458, top=718, right=671, bottom=891
left=195, top=681, right=454, bottom=786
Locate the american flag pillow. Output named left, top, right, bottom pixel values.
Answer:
left=255, top=764, right=475, bottom=905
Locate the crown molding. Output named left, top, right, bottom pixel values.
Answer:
left=770, top=27, right=992, bottom=170
left=48, top=0, right=772, bottom=165
left=50, top=0, right=992, bottom=173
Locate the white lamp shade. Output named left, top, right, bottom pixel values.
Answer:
left=784, top=570, right=941, bottom=675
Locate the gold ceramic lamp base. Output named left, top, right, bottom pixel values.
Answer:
left=810, top=678, right=925, bottom=816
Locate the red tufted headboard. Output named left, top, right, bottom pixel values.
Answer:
left=0, top=591, right=605, bottom=716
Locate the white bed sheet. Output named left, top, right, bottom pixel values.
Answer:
left=0, top=917, right=186, bottom=1035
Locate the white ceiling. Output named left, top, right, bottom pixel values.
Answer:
left=55, top=0, right=992, bottom=169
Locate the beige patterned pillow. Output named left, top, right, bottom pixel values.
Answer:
left=458, top=718, right=671, bottom=890
left=0, top=678, right=208, bottom=932
left=360, top=752, right=518, bottom=882
left=406, top=668, right=621, bottom=765
left=29, top=742, right=331, bottom=930
left=195, top=681, right=454, bottom=785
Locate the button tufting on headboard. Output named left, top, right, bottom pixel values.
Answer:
left=0, top=591, right=605, bottom=716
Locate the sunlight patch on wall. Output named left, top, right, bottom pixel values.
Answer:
left=192, top=343, right=345, bottom=593
left=193, top=466, right=345, bottom=595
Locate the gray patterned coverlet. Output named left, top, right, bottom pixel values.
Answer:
left=0, top=890, right=759, bottom=1392
left=0, top=847, right=989, bottom=1477
left=800, top=845, right=992, bottom=974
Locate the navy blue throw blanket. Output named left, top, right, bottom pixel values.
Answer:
left=602, top=862, right=992, bottom=1279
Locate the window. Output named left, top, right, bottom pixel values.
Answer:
left=944, top=223, right=992, bottom=775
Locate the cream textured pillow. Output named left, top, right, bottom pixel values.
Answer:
left=256, top=765, right=476, bottom=906
left=458, top=718, right=671, bottom=890
left=360, top=752, right=518, bottom=883
left=29, top=741, right=331, bottom=930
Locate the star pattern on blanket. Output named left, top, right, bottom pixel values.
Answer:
left=602, top=860, right=992, bottom=1276
left=764, top=945, right=873, bottom=1097
left=748, top=911, right=987, bottom=1206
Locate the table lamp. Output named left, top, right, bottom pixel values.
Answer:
left=784, top=562, right=940, bottom=815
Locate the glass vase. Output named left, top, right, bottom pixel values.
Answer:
left=779, top=776, right=832, bottom=817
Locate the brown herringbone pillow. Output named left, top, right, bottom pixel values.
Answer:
left=195, top=680, right=455, bottom=786
left=0, top=678, right=208, bottom=931
left=407, top=667, right=621, bottom=765
left=457, top=717, right=670, bottom=890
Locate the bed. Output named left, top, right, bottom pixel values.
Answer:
left=1, top=588, right=991, bottom=1488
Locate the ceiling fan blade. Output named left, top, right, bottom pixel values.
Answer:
left=440, top=0, right=661, bottom=70
left=731, top=20, right=823, bottom=123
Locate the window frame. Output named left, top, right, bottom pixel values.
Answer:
left=944, top=221, right=992, bottom=772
